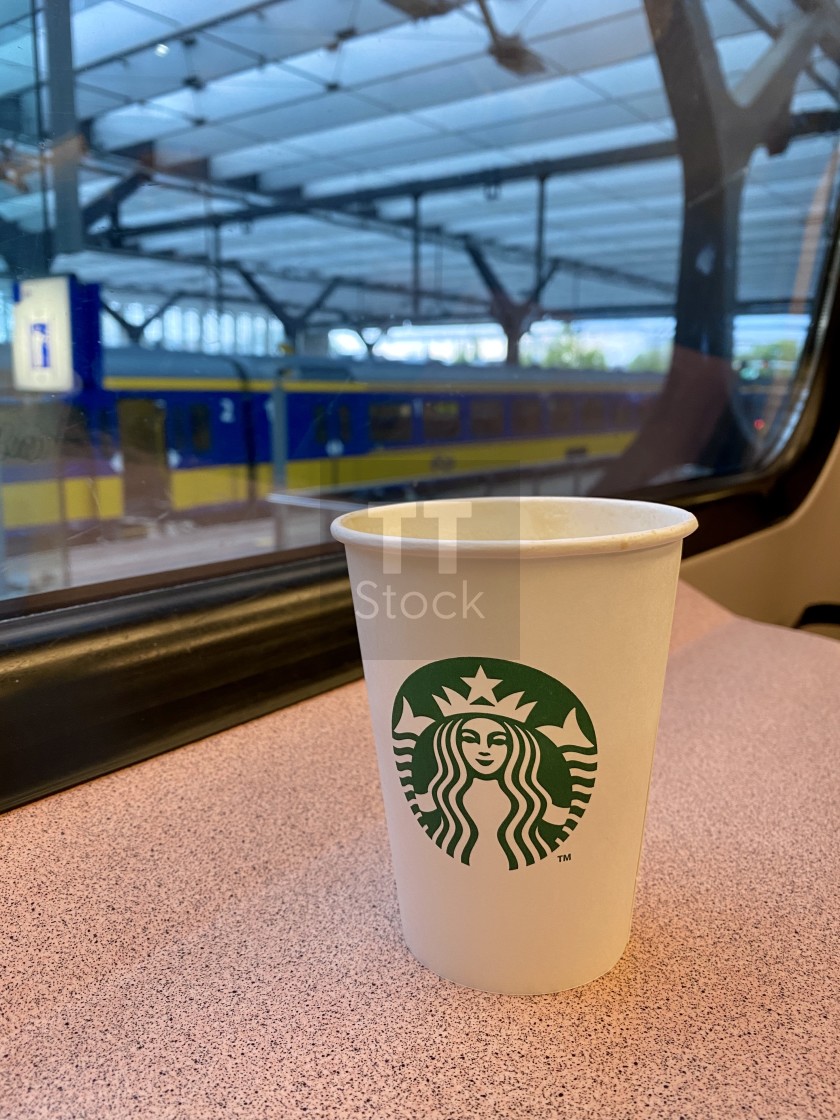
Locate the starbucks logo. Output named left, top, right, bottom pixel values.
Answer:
left=392, top=657, right=597, bottom=870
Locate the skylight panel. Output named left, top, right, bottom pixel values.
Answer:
left=94, top=104, right=191, bottom=150
left=149, top=65, right=324, bottom=122
left=286, top=7, right=480, bottom=88
left=413, top=74, right=600, bottom=132
left=536, top=9, right=653, bottom=74
left=72, top=1, right=176, bottom=69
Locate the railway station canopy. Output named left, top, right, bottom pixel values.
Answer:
left=2, top=0, right=840, bottom=342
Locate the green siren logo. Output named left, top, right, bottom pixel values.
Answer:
left=392, top=656, right=597, bottom=870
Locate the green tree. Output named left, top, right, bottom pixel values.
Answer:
left=628, top=345, right=672, bottom=373
left=738, top=339, right=799, bottom=363
left=541, top=324, right=607, bottom=370
left=736, top=339, right=800, bottom=381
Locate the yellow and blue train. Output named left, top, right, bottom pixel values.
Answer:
left=0, top=345, right=781, bottom=543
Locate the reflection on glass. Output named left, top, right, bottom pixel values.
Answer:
left=1, top=0, right=839, bottom=607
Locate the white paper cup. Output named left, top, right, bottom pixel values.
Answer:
left=332, top=496, right=697, bottom=994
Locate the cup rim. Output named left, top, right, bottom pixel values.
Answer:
left=331, top=495, right=698, bottom=558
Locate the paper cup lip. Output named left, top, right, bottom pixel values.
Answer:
left=331, top=496, right=698, bottom=558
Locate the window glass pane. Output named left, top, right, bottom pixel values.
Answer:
left=371, top=402, right=413, bottom=444
left=580, top=397, right=605, bottom=433
left=220, top=313, right=236, bottom=354
left=470, top=398, right=505, bottom=438
left=183, top=310, right=202, bottom=352
left=203, top=312, right=220, bottom=354
left=252, top=317, right=268, bottom=356
left=423, top=399, right=462, bottom=441
left=338, top=405, right=352, bottom=444
left=511, top=397, right=543, bottom=437
left=547, top=397, right=574, bottom=433
left=313, top=405, right=328, bottom=447
left=2, top=1, right=839, bottom=608
left=189, top=404, right=212, bottom=454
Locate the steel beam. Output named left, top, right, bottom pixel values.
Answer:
left=44, top=0, right=82, bottom=255
left=33, top=280, right=800, bottom=331
left=0, top=219, right=51, bottom=278
left=598, top=0, right=835, bottom=492
left=305, top=204, right=670, bottom=297
left=412, top=194, right=421, bottom=320
left=236, top=266, right=298, bottom=343
left=82, top=171, right=152, bottom=231
left=81, top=108, right=838, bottom=246
left=113, top=188, right=670, bottom=301
left=108, top=106, right=836, bottom=314
left=236, top=267, right=339, bottom=350
left=100, top=290, right=185, bottom=344
left=732, top=0, right=840, bottom=106
left=734, top=9, right=827, bottom=155
left=299, top=277, right=340, bottom=323
left=534, top=177, right=546, bottom=300
left=86, top=239, right=490, bottom=310
left=115, top=139, right=680, bottom=240
left=465, top=241, right=535, bottom=363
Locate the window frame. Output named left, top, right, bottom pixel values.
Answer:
left=2, top=209, right=840, bottom=814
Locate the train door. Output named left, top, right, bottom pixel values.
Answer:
left=117, top=398, right=170, bottom=518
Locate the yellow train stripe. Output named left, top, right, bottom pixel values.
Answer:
left=286, top=432, right=633, bottom=490
left=104, top=375, right=660, bottom=396
left=281, top=378, right=662, bottom=395
left=103, top=377, right=275, bottom=393
left=2, top=480, right=62, bottom=529
left=169, top=464, right=255, bottom=510
left=2, top=434, right=632, bottom=527
left=1, top=476, right=124, bottom=528
left=63, top=476, right=124, bottom=521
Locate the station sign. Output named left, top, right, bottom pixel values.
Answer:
left=12, top=275, right=102, bottom=392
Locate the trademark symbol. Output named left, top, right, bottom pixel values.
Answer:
left=557, top=852, right=572, bottom=863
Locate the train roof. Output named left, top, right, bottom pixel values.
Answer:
left=0, top=344, right=664, bottom=393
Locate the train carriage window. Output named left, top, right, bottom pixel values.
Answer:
left=170, top=406, right=188, bottom=453
left=370, top=401, right=413, bottom=444
left=60, top=406, right=91, bottom=458
left=189, top=404, right=212, bottom=454
left=470, top=398, right=505, bottom=439
left=547, top=397, right=574, bottom=434
left=313, top=405, right=328, bottom=447
left=511, top=398, right=543, bottom=437
left=580, top=398, right=605, bottom=433
left=423, top=400, right=462, bottom=441
left=339, top=405, right=352, bottom=444
left=614, top=398, right=640, bottom=430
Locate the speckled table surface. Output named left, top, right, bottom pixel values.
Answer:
left=1, top=583, right=838, bottom=1120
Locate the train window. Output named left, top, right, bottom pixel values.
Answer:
left=313, top=405, right=328, bottom=447
left=60, top=406, right=91, bottom=457
left=170, top=406, right=188, bottom=453
left=370, top=401, right=413, bottom=444
left=5, top=0, right=840, bottom=818
left=547, top=398, right=574, bottom=434
left=423, top=400, right=462, bottom=441
left=580, top=398, right=605, bottom=433
left=511, top=398, right=543, bottom=437
left=614, top=398, right=639, bottom=430
left=189, top=404, right=212, bottom=454
left=339, top=405, right=353, bottom=444
left=95, top=409, right=114, bottom=457
left=470, top=398, right=505, bottom=439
